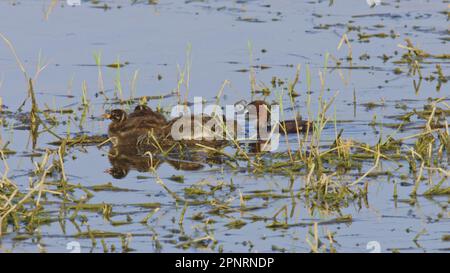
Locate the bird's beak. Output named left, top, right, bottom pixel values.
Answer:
left=101, top=113, right=111, bottom=119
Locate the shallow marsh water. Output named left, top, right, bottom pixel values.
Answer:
left=0, top=0, right=448, bottom=253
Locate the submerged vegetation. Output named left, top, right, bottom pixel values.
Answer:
left=0, top=0, right=448, bottom=253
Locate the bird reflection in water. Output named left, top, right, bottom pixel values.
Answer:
left=105, top=144, right=224, bottom=179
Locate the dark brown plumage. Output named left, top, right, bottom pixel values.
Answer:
left=103, top=108, right=167, bottom=146
left=102, top=109, right=128, bottom=138
left=129, top=104, right=167, bottom=124
left=103, top=107, right=232, bottom=147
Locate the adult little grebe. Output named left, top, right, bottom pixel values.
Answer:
left=246, top=100, right=312, bottom=134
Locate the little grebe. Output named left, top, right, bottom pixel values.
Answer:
left=246, top=100, right=312, bottom=134
left=103, top=107, right=167, bottom=146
